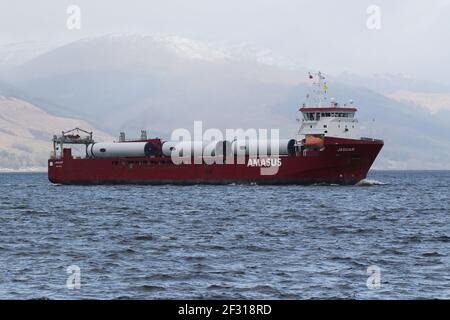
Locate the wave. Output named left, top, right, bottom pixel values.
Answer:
left=356, top=179, right=387, bottom=186
left=310, top=182, right=341, bottom=186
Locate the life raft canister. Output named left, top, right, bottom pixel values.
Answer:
left=304, top=135, right=324, bottom=147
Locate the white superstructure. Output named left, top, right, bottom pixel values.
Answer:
left=296, top=72, right=361, bottom=141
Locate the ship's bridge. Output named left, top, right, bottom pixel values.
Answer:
left=294, top=71, right=363, bottom=141
left=297, top=105, right=360, bottom=140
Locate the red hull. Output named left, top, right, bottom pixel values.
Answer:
left=48, top=137, right=383, bottom=185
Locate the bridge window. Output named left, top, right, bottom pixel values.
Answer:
left=328, top=112, right=355, bottom=118
left=304, top=111, right=354, bottom=119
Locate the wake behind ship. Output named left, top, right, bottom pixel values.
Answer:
left=48, top=72, right=383, bottom=185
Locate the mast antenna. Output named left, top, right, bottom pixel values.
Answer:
left=308, top=71, right=328, bottom=107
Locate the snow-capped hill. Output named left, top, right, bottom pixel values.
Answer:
left=95, top=33, right=305, bottom=68
left=9, top=34, right=309, bottom=82
left=388, top=90, right=450, bottom=114
left=335, top=72, right=450, bottom=94
left=9, top=34, right=234, bottom=80
left=217, top=43, right=303, bottom=71
left=0, top=96, right=112, bottom=170
left=0, top=41, right=56, bottom=69
left=80, top=33, right=232, bottom=62
left=147, top=34, right=231, bottom=61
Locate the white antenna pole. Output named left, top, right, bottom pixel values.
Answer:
left=318, top=71, right=323, bottom=107
left=306, top=71, right=327, bottom=107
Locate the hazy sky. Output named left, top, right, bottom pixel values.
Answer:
left=1, top=0, right=450, bottom=83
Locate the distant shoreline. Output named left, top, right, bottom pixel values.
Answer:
left=0, top=168, right=47, bottom=173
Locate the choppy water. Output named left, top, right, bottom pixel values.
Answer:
left=0, top=171, right=449, bottom=299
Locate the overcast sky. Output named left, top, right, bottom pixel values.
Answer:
left=1, top=0, right=449, bottom=83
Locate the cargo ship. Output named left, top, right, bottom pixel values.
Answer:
left=48, top=72, right=383, bottom=185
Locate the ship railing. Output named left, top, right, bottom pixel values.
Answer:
left=361, top=137, right=383, bottom=142
left=116, top=137, right=151, bottom=142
